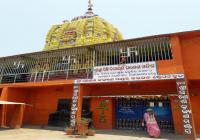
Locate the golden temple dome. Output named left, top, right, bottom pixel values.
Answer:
left=43, top=0, right=123, bottom=51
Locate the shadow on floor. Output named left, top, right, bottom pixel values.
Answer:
left=0, top=125, right=65, bottom=132
left=0, top=127, right=12, bottom=131
left=23, top=125, right=65, bottom=131
left=95, top=129, right=184, bottom=140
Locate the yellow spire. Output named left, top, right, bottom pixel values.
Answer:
left=43, top=0, right=123, bottom=51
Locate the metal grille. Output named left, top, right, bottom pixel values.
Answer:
left=0, top=37, right=172, bottom=84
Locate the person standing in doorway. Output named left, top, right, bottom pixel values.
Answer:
left=142, top=108, right=160, bottom=138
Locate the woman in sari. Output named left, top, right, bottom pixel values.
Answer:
left=143, top=108, right=160, bottom=138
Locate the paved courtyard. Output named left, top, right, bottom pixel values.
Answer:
left=0, top=126, right=198, bottom=140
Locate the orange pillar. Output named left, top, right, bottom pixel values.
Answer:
left=0, top=87, right=8, bottom=128
left=10, top=104, right=25, bottom=129
left=0, top=87, right=8, bottom=101
left=76, top=85, right=83, bottom=122
left=0, top=105, right=2, bottom=127
left=171, top=35, right=197, bottom=139
left=69, top=82, right=81, bottom=129
left=170, top=96, right=183, bottom=134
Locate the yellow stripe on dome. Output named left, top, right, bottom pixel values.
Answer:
left=44, top=16, right=123, bottom=51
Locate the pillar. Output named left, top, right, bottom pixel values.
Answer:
left=76, top=85, right=83, bottom=122
left=9, top=104, right=25, bottom=129
left=176, top=78, right=196, bottom=139
left=69, top=81, right=81, bottom=129
left=0, top=87, right=8, bottom=128
left=170, top=96, right=183, bottom=134
left=171, top=35, right=197, bottom=139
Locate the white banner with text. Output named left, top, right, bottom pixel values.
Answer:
left=93, top=62, right=157, bottom=81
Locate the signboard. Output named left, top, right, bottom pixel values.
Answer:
left=78, top=74, right=184, bottom=83
left=70, top=83, right=79, bottom=128
left=74, top=62, right=185, bottom=83
left=93, top=62, right=157, bottom=81
left=116, top=106, right=173, bottom=121
left=116, top=106, right=144, bottom=119
left=176, top=78, right=196, bottom=139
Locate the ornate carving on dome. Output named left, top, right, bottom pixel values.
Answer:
left=63, top=28, right=77, bottom=39
left=43, top=1, right=123, bottom=51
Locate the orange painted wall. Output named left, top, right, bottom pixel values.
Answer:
left=188, top=81, right=200, bottom=133
left=25, top=86, right=73, bottom=125
left=156, top=34, right=200, bottom=77
left=2, top=85, right=73, bottom=126
left=157, top=60, right=177, bottom=75
left=83, top=80, right=177, bottom=97
left=90, top=98, right=113, bottom=129
left=5, top=88, right=30, bottom=126
left=157, top=35, right=185, bottom=75
left=180, top=36, right=200, bottom=80
left=170, top=96, right=183, bottom=134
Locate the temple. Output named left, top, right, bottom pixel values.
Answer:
left=0, top=0, right=199, bottom=139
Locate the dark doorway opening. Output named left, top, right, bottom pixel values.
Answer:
left=82, top=98, right=92, bottom=118
left=48, top=99, right=71, bottom=127
left=48, top=98, right=92, bottom=127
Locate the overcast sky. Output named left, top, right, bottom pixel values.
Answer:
left=0, top=0, right=200, bottom=57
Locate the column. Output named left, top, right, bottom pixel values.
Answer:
left=69, top=81, right=80, bottom=129
left=0, top=87, right=8, bottom=128
left=10, top=104, right=25, bottom=129
left=176, top=78, right=196, bottom=139
left=171, top=35, right=197, bottom=139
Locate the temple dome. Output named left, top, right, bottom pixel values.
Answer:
left=43, top=1, right=123, bottom=50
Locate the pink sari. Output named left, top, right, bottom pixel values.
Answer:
left=144, top=112, right=160, bottom=137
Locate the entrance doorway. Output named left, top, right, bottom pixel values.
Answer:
left=115, top=96, right=174, bottom=132
left=48, top=99, right=71, bottom=127
left=48, top=98, right=91, bottom=127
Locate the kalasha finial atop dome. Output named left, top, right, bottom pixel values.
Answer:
left=71, top=0, right=97, bottom=21
left=88, top=0, right=93, bottom=11
left=85, top=0, right=94, bottom=16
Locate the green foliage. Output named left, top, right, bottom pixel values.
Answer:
left=96, top=100, right=109, bottom=111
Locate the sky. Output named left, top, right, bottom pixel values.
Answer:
left=0, top=0, right=200, bottom=57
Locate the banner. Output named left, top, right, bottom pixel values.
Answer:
left=93, top=62, right=157, bottom=80
left=78, top=74, right=184, bottom=83
left=75, top=62, right=184, bottom=83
